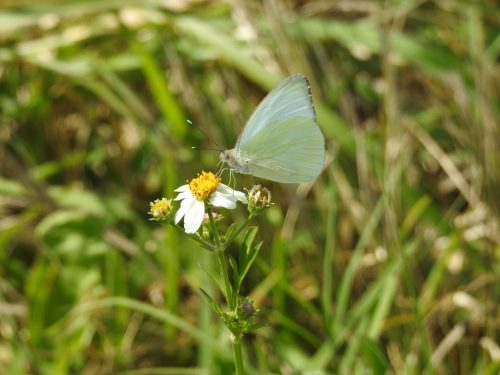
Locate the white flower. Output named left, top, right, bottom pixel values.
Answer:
left=174, top=171, right=247, bottom=234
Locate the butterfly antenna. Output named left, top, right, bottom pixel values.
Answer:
left=186, top=119, right=222, bottom=151
left=191, top=146, right=221, bottom=152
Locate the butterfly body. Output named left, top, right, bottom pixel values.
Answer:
left=220, top=74, right=325, bottom=184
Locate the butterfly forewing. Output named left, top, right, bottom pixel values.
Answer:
left=235, top=75, right=316, bottom=152
left=227, top=74, right=325, bottom=183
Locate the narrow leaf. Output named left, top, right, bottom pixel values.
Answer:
left=199, top=263, right=224, bottom=295
left=238, top=241, right=263, bottom=287
left=199, top=288, right=224, bottom=317
left=239, top=226, right=259, bottom=269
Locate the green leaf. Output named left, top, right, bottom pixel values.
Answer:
left=228, top=256, right=239, bottom=280
left=237, top=227, right=262, bottom=288
left=173, top=16, right=278, bottom=90
left=246, top=322, right=267, bottom=332
left=359, top=337, right=390, bottom=375
left=0, top=177, right=26, bottom=195
left=132, top=41, right=187, bottom=138
left=243, top=226, right=259, bottom=249
left=224, top=223, right=236, bottom=241
left=238, top=241, right=262, bottom=288
left=199, top=288, right=224, bottom=317
left=239, top=226, right=258, bottom=268
left=199, top=263, right=224, bottom=295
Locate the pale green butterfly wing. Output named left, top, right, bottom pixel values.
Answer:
left=234, top=74, right=324, bottom=183
left=235, top=74, right=316, bottom=152
left=239, top=116, right=325, bottom=183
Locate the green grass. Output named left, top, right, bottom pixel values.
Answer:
left=1, top=0, right=499, bottom=374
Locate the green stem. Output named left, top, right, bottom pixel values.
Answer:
left=207, top=206, right=234, bottom=308
left=232, top=336, right=244, bottom=375
left=216, top=248, right=234, bottom=308
left=207, top=205, right=244, bottom=374
left=170, top=221, right=215, bottom=250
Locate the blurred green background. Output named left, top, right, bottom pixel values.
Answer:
left=1, top=0, right=499, bottom=374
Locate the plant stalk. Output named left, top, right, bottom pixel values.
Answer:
left=232, top=335, right=244, bottom=375
left=207, top=205, right=244, bottom=374
left=207, top=206, right=233, bottom=308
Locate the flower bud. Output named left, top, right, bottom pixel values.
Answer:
left=237, top=297, right=257, bottom=319
left=248, top=185, right=272, bottom=214
left=148, top=198, right=172, bottom=221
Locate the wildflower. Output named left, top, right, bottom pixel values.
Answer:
left=148, top=198, right=172, bottom=220
left=247, top=185, right=272, bottom=214
left=174, top=171, right=247, bottom=234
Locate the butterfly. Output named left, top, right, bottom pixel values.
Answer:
left=219, top=74, right=325, bottom=183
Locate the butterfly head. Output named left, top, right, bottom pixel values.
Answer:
left=219, top=149, right=238, bottom=169
left=220, top=149, right=251, bottom=175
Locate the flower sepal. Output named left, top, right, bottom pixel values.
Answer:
left=199, top=290, right=262, bottom=337
left=223, top=297, right=263, bottom=337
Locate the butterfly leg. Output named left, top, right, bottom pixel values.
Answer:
left=216, top=159, right=224, bottom=175
left=229, top=169, right=236, bottom=191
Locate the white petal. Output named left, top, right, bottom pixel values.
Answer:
left=217, top=184, right=248, bottom=204
left=184, top=200, right=205, bottom=234
left=216, top=184, right=233, bottom=194
left=174, top=190, right=192, bottom=201
left=234, top=190, right=247, bottom=204
left=210, top=192, right=237, bottom=209
left=175, top=196, right=195, bottom=224
left=174, top=184, right=189, bottom=193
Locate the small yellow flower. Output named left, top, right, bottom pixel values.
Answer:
left=174, top=171, right=247, bottom=234
left=148, top=198, right=172, bottom=220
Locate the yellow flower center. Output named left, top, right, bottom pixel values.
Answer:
left=189, top=171, right=221, bottom=201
